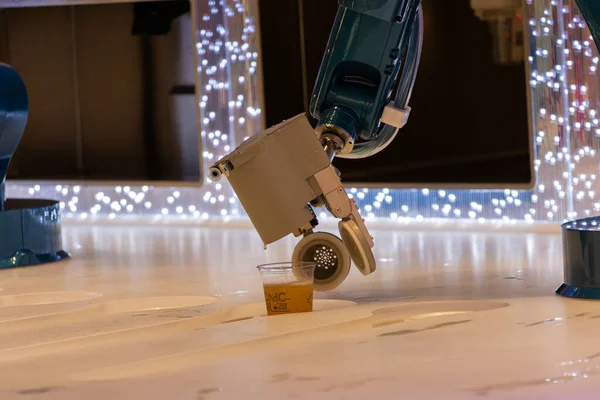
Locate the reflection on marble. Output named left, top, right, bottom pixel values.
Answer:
left=0, top=224, right=597, bottom=399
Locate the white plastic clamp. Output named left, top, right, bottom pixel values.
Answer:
left=380, top=102, right=411, bottom=129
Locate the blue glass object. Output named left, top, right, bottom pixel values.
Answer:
left=0, top=63, right=69, bottom=268
left=0, top=199, right=69, bottom=268
left=557, top=216, right=600, bottom=299
left=0, top=63, right=28, bottom=211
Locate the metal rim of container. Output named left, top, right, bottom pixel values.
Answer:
left=256, top=261, right=317, bottom=272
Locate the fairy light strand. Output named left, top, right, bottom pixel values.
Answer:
left=5, top=0, right=599, bottom=225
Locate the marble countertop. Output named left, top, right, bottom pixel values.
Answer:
left=0, top=222, right=594, bottom=399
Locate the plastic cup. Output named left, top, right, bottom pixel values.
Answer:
left=257, top=262, right=316, bottom=315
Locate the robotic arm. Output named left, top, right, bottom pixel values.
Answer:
left=210, top=0, right=423, bottom=291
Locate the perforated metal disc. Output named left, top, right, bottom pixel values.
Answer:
left=339, top=219, right=376, bottom=276
left=292, top=232, right=351, bottom=291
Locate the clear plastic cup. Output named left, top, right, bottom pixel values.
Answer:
left=257, top=262, right=316, bottom=315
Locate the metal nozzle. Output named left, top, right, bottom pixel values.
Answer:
left=208, top=166, right=222, bottom=181
left=209, top=161, right=234, bottom=182
left=321, top=133, right=344, bottom=161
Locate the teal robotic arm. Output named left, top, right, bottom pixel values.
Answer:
left=312, top=0, right=422, bottom=159
left=211, top=0, right=422, bottom=290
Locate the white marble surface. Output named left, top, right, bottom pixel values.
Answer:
left=0, top=223, right=596, bottom=399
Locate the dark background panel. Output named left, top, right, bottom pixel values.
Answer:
left=257, top=0, right=305, bottom=127
left=1, top=2, right=200, bottom=182
left=258, top=0, right=531, bottom=186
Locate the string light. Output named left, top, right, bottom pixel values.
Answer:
left=3, top=0, right=598, bottom=226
